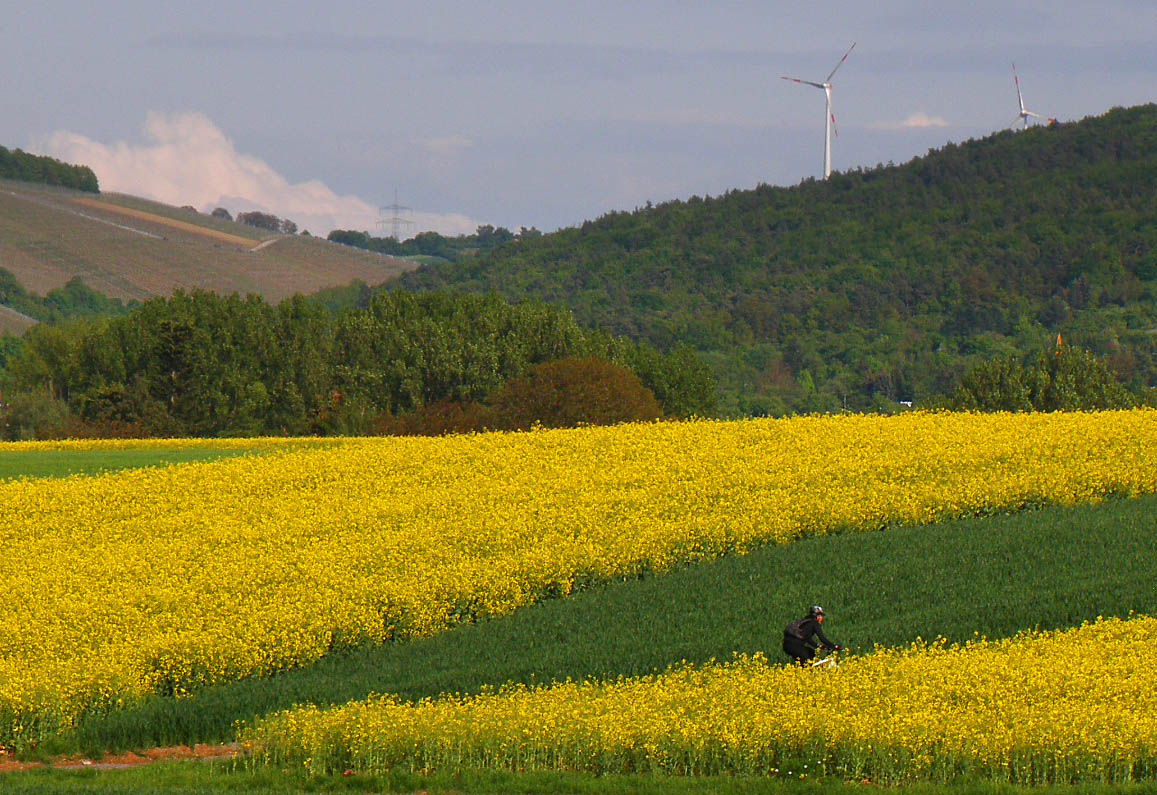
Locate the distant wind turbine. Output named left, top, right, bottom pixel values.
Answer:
left=782, top=42, right=856, bottom=180
left=1010, top=63, right=1044, bottom=129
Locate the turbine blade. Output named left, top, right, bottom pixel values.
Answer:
left=1012, top=63, right=1026, bottom=113
left=826, top=41, right=856, bottom=82
left=831, top=112, right=839, bottom=138
left=781, top=76, right=826, bottom=89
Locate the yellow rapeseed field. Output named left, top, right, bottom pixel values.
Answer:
left=243, top=615, right=1157, bottom=785
left=1, top=410, right=1155, bottom=750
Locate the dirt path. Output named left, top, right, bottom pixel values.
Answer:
left=71, top=198, right=268, bottom=249
left=0, top=743, right=242, bottom=773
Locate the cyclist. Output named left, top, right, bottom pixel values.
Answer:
left=782, top=605, right=840, bottom=665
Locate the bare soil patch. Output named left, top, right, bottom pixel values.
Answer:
left=0, top=743, right=241, bottom=773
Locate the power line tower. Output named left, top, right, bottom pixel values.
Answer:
left=378, top=189, right=414, bottom=242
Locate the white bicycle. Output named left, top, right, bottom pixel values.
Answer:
left=810, top=648, right=840, bottom=669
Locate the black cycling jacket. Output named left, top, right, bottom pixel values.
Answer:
left=784, top=615, right=835, bottom=649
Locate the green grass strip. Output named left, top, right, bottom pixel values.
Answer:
left=0, top=440, right=340, bottom=481
left=0, top=448, right=253, bottom=481
left=55, top=495, right=1157, bottom=756
left=4, top=759, right=1155, bottom=794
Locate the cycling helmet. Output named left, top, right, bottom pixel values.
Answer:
left=811, top=605, right=825, bottom=616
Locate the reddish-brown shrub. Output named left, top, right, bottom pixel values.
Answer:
left=372, top=398, right=496, bottom=436
left=488, top=357, right=662, bottom=431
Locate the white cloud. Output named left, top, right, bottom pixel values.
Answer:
left=871, top=111, right=950, bottom=131
left=36, top=112, right=482, bottom=237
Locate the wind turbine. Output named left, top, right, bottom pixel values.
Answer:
left=1010, top=63, right=1042, bottom=129
left=782, top=42, right=856, bottom=180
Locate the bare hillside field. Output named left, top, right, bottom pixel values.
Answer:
left=0, top=180, right=416, bottom=303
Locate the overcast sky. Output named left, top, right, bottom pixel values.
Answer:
left=3, top=1, right=1154, bottom=237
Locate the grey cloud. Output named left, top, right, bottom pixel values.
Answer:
left=146, top=29, right=1157, bottom=85
left=862, top=41, right=1157, bottom=76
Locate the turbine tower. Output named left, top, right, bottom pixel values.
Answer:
left=782, top=42, right=856, bottom=180
left=1010, top=63, right=1042, bottom=129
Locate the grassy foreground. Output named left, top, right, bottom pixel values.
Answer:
left=52, top=494, right=1157, bottom=755
left=8, top=759, right=1157, bottom=794
left=6, top=760, right=1157, bottom=794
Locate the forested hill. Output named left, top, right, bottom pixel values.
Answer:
left=0, top=146, right=98, bottom=192
left=398, top=104, right=1157, bottom=415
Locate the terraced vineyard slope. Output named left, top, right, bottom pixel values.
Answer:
left=0, top=179, right=415, bottom=304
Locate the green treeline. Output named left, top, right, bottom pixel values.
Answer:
left=939, top=345, right=1138, bottom=412
left=0, top=268, right=130, bottom=326
left=395, top=104, right=1157, bottom=415
left=0, top=146, right=99, bottom=192
left=328, top=223, right=540, bottom=264
left=0, top=290, right=715, bottom=439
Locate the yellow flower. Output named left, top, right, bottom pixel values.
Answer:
left=245, top=616, right=1157, bottom=785
left=2, top=410, right=1155, bottom=753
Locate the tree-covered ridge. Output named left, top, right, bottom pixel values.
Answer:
left=0, top=146, right=99, bottom=192
left=396, top=104, right=1157, bottom=415
left=328, top=223, right=540, bottom=264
